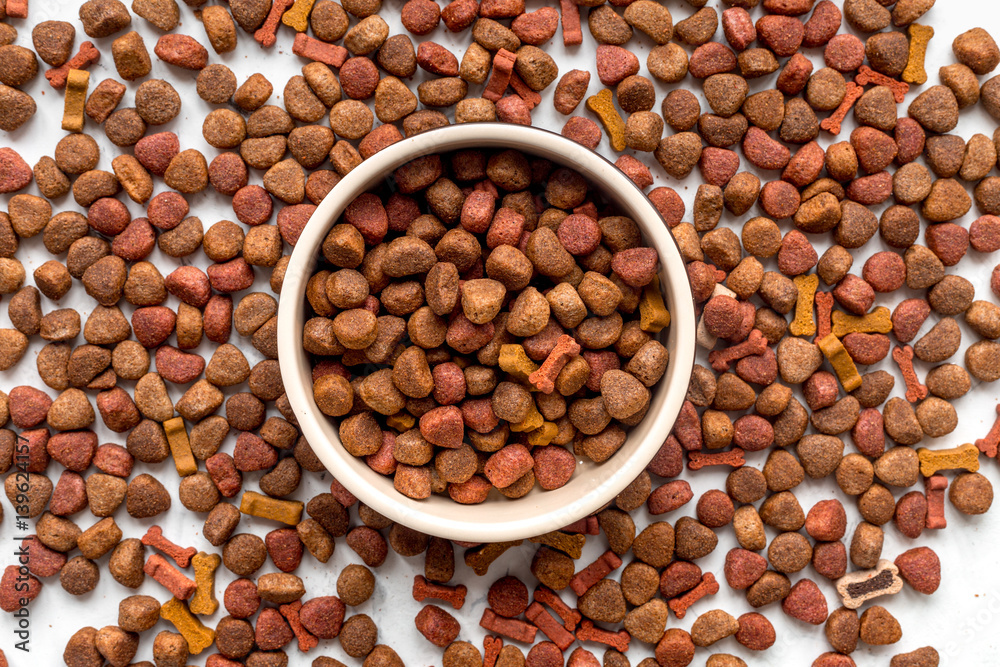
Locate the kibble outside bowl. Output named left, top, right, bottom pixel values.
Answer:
left=277, top=123, right=696, bottom=543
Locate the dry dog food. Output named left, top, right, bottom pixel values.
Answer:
left=306, top=148, right=669, bottom=504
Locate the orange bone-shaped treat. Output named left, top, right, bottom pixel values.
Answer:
left=892, top=345, right=927, bottom=403
left=483, top=49, right=517, bottom=102
left=413, top=575, right=468, bottom=609
left=46, top=41, right=100, bottom=88
left=255, top=0, right=294, bottom=47
left=925, top=475, right=948, bottom=529
left=529, top=334, right=582, bottom=393
left=144, top=553, right=197, bottom=600
left=484, top=635, right=502, bottom=667
left=280, top=600, right=319, bottom=652
left=142, top=525, right=197, bottom=568
left=509, top=71, right=541, bottom=109
left=534, top=585, right=582, bottom=631
left=668, top=572, right=720, bottom=619
left=525, top=602, right=575, bottom=650
left=819, top=82, right=863, bottom=135
left=688, top=448, right=746, bottom=471
left=708, top=329, right=767, bottom=372
left=975, top=404, right=1000, bottom=458
left=815, top=291, right=834, bottom=341
left=569, top=550, right=622, bottom=596
left=560, top=0, right=582, bottom=46
left=292, top=33, right=348, bottom=68
left=575, top=620, right=629, bottom=653
left=855, top=65, right=909, bottom=103
left=479, top=608, right=537, bottom=643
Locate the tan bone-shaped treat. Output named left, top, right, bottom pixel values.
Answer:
left=831, top=307, right=893, bottom=337
left=189, top=551, right=221, bottom=616
left=281, top=0, right=316, bottom=31
left=160, top=597, right=216, bottom=654
left=164, top=416, right=197, bottom=477
left=789, top=274, right=819, bottom=337
left=903, top=23, right=934, bottom=85
left=836, top=559, right=904, bottom=610
left=917, top=443, right=980, bottom=477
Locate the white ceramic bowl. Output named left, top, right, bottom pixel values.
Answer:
left=277, top=124, right=696, bottom=542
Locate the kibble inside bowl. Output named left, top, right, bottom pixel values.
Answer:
left=277, top=124, right=695, bottom=542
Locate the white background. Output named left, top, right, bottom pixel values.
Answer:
left=2, top=0, right=1000, bottom=665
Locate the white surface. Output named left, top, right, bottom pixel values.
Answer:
left=276, top=122, right=697, bottom=544
left=0, top=0, right=998, bottom=665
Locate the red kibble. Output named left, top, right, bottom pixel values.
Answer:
left=415, top=604, right=461, bottom=647
left=299, top=596, right=346, bottom=639
left=147, top=191, right=189, bottom=230
left=556, top=214, right=602, bottom=256
left=485, top=444, right=534, bottom=489
left=647, top=480, right=693, bottom=515
left=532, top=445, right=576, bottom=490
left=488, top=576, right=530, bottom=618
left=233, top=185, right=274, bottom=226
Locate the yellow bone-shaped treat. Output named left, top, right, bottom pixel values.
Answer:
left=164, top=416, right=197, bottom=477
left=831, top=306, right=893, bottom=337
left=527, top=421, right=559, bottom=447
left=639, top=275, right=671, bottom=333
left=510, top=402, right=544, bottom=432
left=240, top=490, right=304, bottom=525
left=281, top=0, right=316, bottom=31
left=387, top=412, right=415, bottom=432
left=160, top=597, right=216, bottom=654
left=917, top=443, right=980, bottom=477
left=789, top=274, right=819, bottom=337
left=817, top=333, right=863, bottom=392
left=499, top=344, right=539, bottom=383
left=62, top=69, right=90, bottom=133
left=903, top=23, right=934, bottom=85
left=585, top=88, right=626, bottom=152
left=189, top=551, right=221, bottom=616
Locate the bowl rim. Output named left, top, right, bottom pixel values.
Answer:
left=277, top=123, right=696, bottom=542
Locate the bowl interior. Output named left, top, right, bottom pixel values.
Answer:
left=277, top=124, right=696, bottom=542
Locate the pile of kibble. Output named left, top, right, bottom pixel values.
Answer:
left=306, top=147, right=672, bottom=503
left=1, top=0, right=1000, bottom=664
